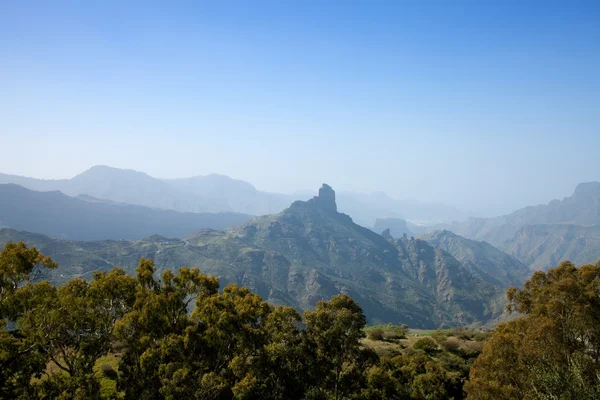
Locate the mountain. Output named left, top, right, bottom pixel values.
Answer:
left=0, top=184, right=508, bottom=328
left=0, top=184, right=252, bottom=241
left=436, top=182, right=600, bottom=246
left=0, top=166, right=229, bottom=213
left=0, top=167, right=302, bottom=216
left=503, top=224, right=600, bottom=270
left=419, top=230, right=530, bottom=287
left=164, top=174, right=299, bottom=216
left=0, top=166, right=470, bottom=225
left=68, top=166, right=231, bottom=213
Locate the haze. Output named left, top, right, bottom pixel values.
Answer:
left=2, top=1, right=599, bottom=217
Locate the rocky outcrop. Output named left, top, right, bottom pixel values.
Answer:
left=310, top=183, right=337, bottom=212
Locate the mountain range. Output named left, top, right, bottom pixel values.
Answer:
left=438, top=182, right=600, bottom=246
left=1, top=165, right=600, bottom=327
left=503, top=224, right=600, bottom=270
left=428, top=182, right=600, bottom=270
left=0, top=185, right=513, bottom=328
left=0, top=183, right=251, bottom=241
left=0, top=165, right=469, bottom=225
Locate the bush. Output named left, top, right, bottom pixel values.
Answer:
left=368, top=328, right=385, bottom=341
left=413, top=337, right=438, bottom=353
left=431, top=331, right=448, bottom=345
left=451, top=327, right=475, bottom=341
left=442, top=338, right=460, bottom=353
left=385, top=324, right=408, bottom=340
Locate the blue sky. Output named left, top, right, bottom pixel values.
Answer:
left=1, top=0, right=599, bottom=215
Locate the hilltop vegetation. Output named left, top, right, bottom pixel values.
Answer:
left=0, top=242, right=475, bottom=400
left=2, top=242, right=599, bottom=399
left=466, top=260, right=600, bottom=398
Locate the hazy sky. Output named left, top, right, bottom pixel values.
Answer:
left=2, top=1, right=599, bottom=216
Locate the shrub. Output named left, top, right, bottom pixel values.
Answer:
left=431, top=331, right=448, bottom=345
left=413, top=337, right=438, bottom=353
left=442, top=338, right=460, bottom=353
left=368, top=328, right=385, bottom=341
left=385, top=324, right=408, bottom=340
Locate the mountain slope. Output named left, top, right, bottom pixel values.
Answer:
left=0, top=185, right=508, bottom=328
left=503, top=224, right=600, bottom=270
left=0, top=184, right=252, bottom=241
left=438, top=182, right=600, bottom=246
left=419, top=230, right=530, bottom=287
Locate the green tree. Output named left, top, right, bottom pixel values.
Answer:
left=0, top=242, right=56, bottom=399
left=303, top=294, right=374, bottom=400
left=114, top=258, right=219, bottom=400
left=466, top=260, right=600, bottom=399
left=17, top=269, right=136, bottom=398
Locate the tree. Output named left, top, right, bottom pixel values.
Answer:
left=16, top=269, right=136, bottom=398
left=0, top=242, right=56, bottom=399
left=114, top=258, right=220, bottom=399
left=303, top=294, right=375, bottom=400
left=466, top=260, right=600, bottom=399
left=0, top=241, right=56, bottom=318
left=4, top=242, right=486, bottom=400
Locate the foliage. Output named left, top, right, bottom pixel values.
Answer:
left=365, top=324, right=408, bottom=341
left=368, top=328, right=384, bottom=341
left=0, top=242, right=57, bottom=399
left=466, top=260, right=600, bottom=399
left=413, top=337, right=439, bottom=354
left=0, top=244, right=395, bottom=399
left=4, top=242, right=597, bottom=400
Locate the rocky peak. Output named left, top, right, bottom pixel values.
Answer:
left=572, top=182, right=600, bottom=201
left=311, top=184, right=337, bottom=212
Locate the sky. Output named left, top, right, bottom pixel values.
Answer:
left=1, top=0, right=599, bottom=216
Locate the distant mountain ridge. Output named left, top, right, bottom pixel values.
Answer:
left=503, top=224, right=600, bottom=270
left=0, top=183, right=252, bottom=241
left=0, top=166, right=470, bottom=225
left=0, top=184, right=511, bottom=328
left=436, top=182, right=600, bottom=246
